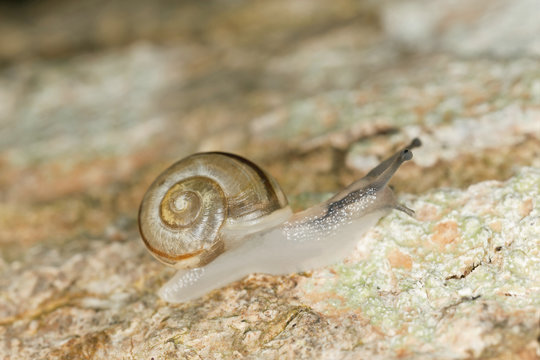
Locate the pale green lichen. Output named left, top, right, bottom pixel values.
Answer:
left=305, top=167, right=540, bottom=350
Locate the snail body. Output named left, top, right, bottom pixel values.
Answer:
left=139, top=139, right=421, bottom=303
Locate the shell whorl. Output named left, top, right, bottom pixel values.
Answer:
left=138, top=152, right=290, bottom=269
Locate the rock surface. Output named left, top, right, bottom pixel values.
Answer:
left=0, top=0, right=539, bottom=359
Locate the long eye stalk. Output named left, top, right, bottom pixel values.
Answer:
left=366, top=138, right=421, bottom=188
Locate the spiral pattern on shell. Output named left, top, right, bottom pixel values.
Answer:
left=138, top=152, right=289, bottom=269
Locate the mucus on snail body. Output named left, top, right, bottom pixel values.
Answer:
left=138, top=138, right=421, bottom=303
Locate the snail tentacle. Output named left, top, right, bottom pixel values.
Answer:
left=365, top=138, right=421, bottom=179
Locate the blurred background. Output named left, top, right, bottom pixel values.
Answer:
left=1, top=0, right=538, bottom=258
left=0, top=0, right=539, bottom=357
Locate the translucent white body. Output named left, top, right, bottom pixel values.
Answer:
left=159, top=209, right=387, bottom=303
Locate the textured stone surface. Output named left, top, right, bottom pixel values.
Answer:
left=0, top=0, right=539, bottom=359
left=1, top=169, right=538, bottom=359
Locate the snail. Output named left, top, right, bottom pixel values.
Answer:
left=139, top=138, right=421, bottom=303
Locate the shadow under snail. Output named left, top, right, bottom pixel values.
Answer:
left=138, top=138, right=421, bottom=303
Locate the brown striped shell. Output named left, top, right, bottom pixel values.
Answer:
left=138, top=152, right=291, bottom=269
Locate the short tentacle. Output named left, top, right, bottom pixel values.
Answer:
left=394, top=203, right=415, bottom=217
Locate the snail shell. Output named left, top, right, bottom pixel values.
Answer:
left=138, top=152, right=291, bottom=269
left=139, top=139, right=421, bottom=302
